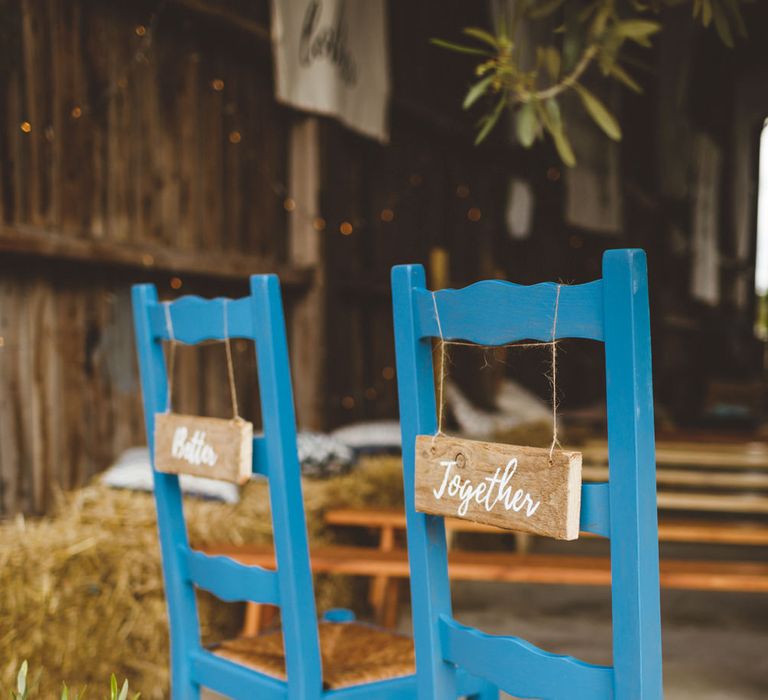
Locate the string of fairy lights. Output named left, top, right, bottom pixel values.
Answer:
left=12, top=2, right=500, bottom=414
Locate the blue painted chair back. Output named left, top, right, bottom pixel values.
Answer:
left=132, top=276, right=322, bottom=699
left=391, top=249, right=663, bottom=700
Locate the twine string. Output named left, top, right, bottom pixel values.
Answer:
left=163, top=299, right=241, bottom=420
left=222, top=299, right=241, bottom=420
left=431, top=292, right=448, bottom=442
left=430, top=284, right=564, bottom=462
left=548, top=285, right=562, bottom=462
left=163, top=302, right=176, bottom=413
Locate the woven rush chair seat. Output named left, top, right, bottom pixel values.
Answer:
left=212, top=621, right=416, bottom=689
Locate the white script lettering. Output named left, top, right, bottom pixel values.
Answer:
left=433, top=458, right=541, bottom=518
left=171, top=427, right=219, bottom=467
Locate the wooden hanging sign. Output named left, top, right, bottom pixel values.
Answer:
left=154, top=413, right=253, bottom=484
left=415, top=435, right=582, bottom=540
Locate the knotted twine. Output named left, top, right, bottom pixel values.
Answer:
left=162, top=299, right=242, bottom=420
left=430, top=284, right=563, bottom=463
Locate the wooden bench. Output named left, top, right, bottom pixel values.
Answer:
left=212, top=438, right=768, bottom=633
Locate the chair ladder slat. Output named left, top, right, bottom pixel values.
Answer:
left=183, top=547, right=280, bottom=605
left=439, top=617, right=614, bottom=700
left=189, top=650, right=287, bottom=700
left=581, top=482, right=611, bottom=538
left=414, top=280, right=605, bottom=344
left=253, top=435, right=269, bottom=477
left=148, top=296, right=255, bottom=343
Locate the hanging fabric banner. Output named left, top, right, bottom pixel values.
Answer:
left=270, top=0, right=390, bottom=142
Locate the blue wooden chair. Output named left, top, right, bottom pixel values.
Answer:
left=391, top=249, right=664, bottom=700
left=133, top=275, right=433, bottom=700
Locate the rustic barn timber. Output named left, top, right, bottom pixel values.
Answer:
left=0, top=0, right=296, bottom=514
left=4, top=0, right=768, bottom=517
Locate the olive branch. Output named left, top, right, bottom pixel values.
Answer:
left=434, top=0, right=749, bottom=165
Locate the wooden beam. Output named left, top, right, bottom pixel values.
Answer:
left=204, top=544, right=768, bottom=592
left=583, top=440, right=768, bottom=470
left=0, top=225, right=312, bottom=285
left=287, top=118, right=327, bottom=430
left=325, top=507, right=768, bottom=545
left=168, top=0, right=271, bottom=42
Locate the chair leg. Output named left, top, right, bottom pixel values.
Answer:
left=470, top=681, right=498, bottom=700
left=369, top=525, right=396, bottom=625
left=382, top=577, right=401, bottom=629
left=171, top=674, right=200, bottom=700
left=242, top=603, right=278, bottom=637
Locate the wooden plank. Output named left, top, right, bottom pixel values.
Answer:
left=582, top=465, right=768, bottom=489
left=0, top=224, right=312, bottom=284
left=657, top=491, right=768, bottom=514
left=205, top=544, right=768, bottom=592
left=154, top=413, right=253, bottom=484
left=583, top=440, right=768, bottom=470
left=168, top=0, right=271, bottom=41
left=415, top=435, right=582, bottom=540
left=288, top=118, right=326, bottom=430
left=325, top=507, right=768, bottom=545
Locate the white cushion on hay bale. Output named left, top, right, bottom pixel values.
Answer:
left=445, top=379, right=552, bottom=439
left=102, top=433, right=357, bottom=502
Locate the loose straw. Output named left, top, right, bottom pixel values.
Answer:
left=430, top=284, right=564, bottom=462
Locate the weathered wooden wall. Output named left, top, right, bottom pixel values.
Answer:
left=0, top=0, right=298, bottom=515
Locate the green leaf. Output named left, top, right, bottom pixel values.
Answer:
left=117, top=680, right=129, bottom=700
left=544, top=98, right=562, bottom=131
left=574, top=84, right=622, bottom=140
left=544, top=47, right=561, bottom=80
left=429, top=38, right=491, bottom=56
left=61, top=684, right=69, bottom=700
left=462, top=27, right=499, bottom=48
left=17, top=662, right=28, bottom=697
left=710, top=1, right=734, bottom=47
left=609, top=63, right=643, bottom=93
left=110, top=675, right=118, bottom=700
left=723, top=0, right=747, bottom=37
left=527, top=0, right=565, bottom=19
left=550, top=124, right=577, bottom=167
left=475, top=95, right=507, bottom=145
left=516, top=102, right=538, bottom=147
left=463, top=75, right=495, bottom=110
left=614, top=19, right=661, bottom=46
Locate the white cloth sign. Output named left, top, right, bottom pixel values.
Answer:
left=271, top=0, right=390, bottom=141
left=690, top=132, right=722, bottom=305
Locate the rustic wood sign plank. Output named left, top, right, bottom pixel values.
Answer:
left=415, top=435, right=582, bottom=540
left=154, top=413, right=253, bottom=484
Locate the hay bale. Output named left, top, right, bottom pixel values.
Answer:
left=0, top=457, right=405, bottom=697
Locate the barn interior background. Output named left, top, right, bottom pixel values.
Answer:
left=1, top=0, right=768, bottom=697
